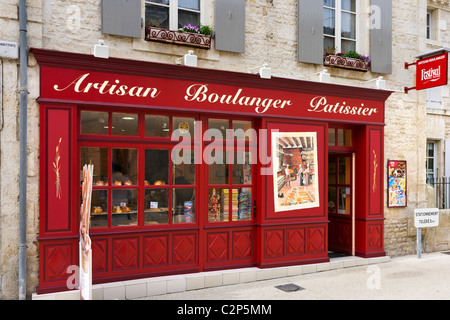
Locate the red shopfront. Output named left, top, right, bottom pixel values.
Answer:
left=33, top=48, right=392, bottom=294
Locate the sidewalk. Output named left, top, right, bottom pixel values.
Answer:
left=137, top=252, right=450, bottom=300
left=32, top=252, right=449, bottom=300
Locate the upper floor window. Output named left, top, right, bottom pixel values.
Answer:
left=323, top=0, right=357, bottom=53
left=145, top=0, right=201, bottom=30
left=427, top=10, right=433, bottom=39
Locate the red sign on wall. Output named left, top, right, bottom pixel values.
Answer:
left=416, top=52, right=448, bottom=91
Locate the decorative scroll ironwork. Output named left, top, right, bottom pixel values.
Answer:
left=324, top=55, right=370, bottom=72
left=146, top=27, right=212, bottom=49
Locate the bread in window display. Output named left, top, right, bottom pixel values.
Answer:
left=92, top=206, right=103, bottom=214
left=95, top=181, right=105, bottom=186
left=114, top=180, right=122, bottom=186
left=154, top=180, right=165, bottom=185
left=121, top=206, right=131, bottom=213
left=124, top=180, right=132, bottom=186
left=113, top=206, right=122, bottom=213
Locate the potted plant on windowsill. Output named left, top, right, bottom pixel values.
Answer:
left=324, top=49, right=371, bottom=72
left=146, top=22, right=212, bottom=50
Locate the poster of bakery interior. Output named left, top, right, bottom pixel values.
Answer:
left=388, top=160, right=407, bottom=207
left=272, top=132, right=320, bottom=212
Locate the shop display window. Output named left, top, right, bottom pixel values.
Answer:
left=80, top=110, right=198, bottom=229
left=112, top=189, right=138, bottom=226
left=112, top=113, right=139, bottom=136
left=145, top=115, right=170, bottom=137
left=328, top=127, right=352, bottom=147
left=207, top=118, right=254, bottom=223
left=145, top=189, right=169, bottom=225
left=80, top=111, right=109, bottom=135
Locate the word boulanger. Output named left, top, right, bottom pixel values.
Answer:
left=308, top=96, right=379, bottom=117
left=184, top=84, right=293, bottom=114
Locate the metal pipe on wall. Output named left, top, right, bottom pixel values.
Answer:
left=18, top=0, right=28, bottom=300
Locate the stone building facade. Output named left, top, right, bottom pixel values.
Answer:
left=0, top=0, right=448, bottom=299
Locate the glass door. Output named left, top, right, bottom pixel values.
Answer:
left=328, top=153, right=354, bottom=255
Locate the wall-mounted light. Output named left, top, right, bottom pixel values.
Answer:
left=176, top=50, right=198, bottom=67
left=248, top=63, right=271, bottom=79
left=94, top=40, right=109, bottom=59
left=305, top=69, right=330, bottom=83
left=360, top=76, right=386, bottom=90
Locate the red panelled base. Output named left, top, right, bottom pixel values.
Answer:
left=257, top=223, right=329, bottom=268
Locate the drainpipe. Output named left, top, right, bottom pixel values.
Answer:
left=18, top=0, right=28, bottom=300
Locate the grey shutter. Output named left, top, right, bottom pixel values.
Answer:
left=215, top=0, right=245, bottom=53
left=298, top=0, right=323, bottom=64
left=101, top=0, right=142, bottom=38
left=370, top=0, right=392, bottom=74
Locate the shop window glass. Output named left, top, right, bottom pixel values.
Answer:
left=90, top=190, right=108, bottom=228
left=235, top=187, right=252, bottom=221
left=145, top=189, right=169, bottom=225
left=232, top=151, right=252, bottom=185
left=145, top=149, right=169, bottom=185
left=208, top=119, right=229, bottom=140
left=232, top=120, right=253, bottom=141
left=112, top=189, right=138, bottom=227
left=328, top=157, right=336, bottom=184
left=338, top=187, right=351, bottom=215
left=208, top=188, right=225, bottom=222
left=173, top=117, right=195, bottom=138
left=80, top=111, right=109, bottom=135
left=173, top=149, right=195, bottom=185
left=112, top=148, right=138, bottom=185
left=112, top=113, right=139, bottom=136
left=337, top=129, right=352, bottom=147
left=328, top=128, right=336, bottom=146
left=145, top=115, right=170, bottom=137
left=328, top=186, right=337, bottom=213
left=338, top=157, right=351, bottom=185
left=208, top=149, right=228, bottom=185
left=173, top=188, right=195, bottom=223
left=81, top=147, right=108, bottom=185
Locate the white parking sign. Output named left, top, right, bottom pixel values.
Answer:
left=414, top=208, right=439, bottom=228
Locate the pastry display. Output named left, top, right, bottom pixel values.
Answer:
left=114, top=180, right=122, bottom=186
left=121, top=206, right=131, bottom=213
left=144, top=180, right=150, bottom=185
left=95, top=181, right=105, bottom=186
left=154, top=180, right=165, bottom=185
left=124, top=180, right=132, bottom=186
left=92, top=206, right=103, bottom=214
left=112, top=206, right=122, bottom=213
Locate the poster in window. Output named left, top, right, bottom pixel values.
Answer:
left=272, top=132, right=320, bottom=212
left=388, top=160, right=407, bottom=207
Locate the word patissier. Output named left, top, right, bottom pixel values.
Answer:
left=184, top=84, right=293, bottom=114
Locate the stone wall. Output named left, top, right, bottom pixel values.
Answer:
left=0, top=0, right=449, bottom=299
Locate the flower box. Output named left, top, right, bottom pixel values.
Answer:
left=324, top=55, right=370, bottom=72
left=146, top=27, right=212, bottom=50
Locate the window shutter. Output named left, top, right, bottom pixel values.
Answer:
left=370, top=0, right=392, bottom=74
left=215, top=0, right=246, bottom=53
left=298, top=0, right=323, bottom=64
left=101, top=0, right=142, bottom=38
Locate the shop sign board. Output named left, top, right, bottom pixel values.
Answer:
left=414, top=208, right=439, bottom=228
left=416, top=52, right=448, bottom=91
left=39, top=66, right=386, bottom=125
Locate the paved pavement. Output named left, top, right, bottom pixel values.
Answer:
left=141, top=252, right=450, bottom=300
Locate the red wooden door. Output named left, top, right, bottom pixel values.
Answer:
left=328, top=153, right=353, bottom=255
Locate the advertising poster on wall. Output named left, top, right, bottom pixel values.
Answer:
left=272, top=132, right=320, bottom=212
left=388, top=160, right=407, bottom=207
